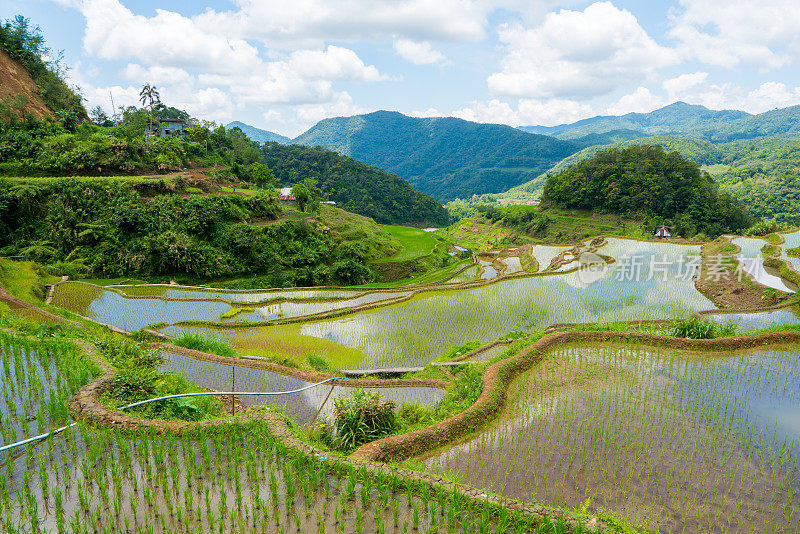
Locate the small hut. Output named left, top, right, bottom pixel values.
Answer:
left=654, top=224, right=672, bottom=239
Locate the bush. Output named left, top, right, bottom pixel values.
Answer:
left=332, top=389, right=397, bottom=452
left=745, top=219, right=787, bottom=237
left=671, top=317, right=737, bottom=339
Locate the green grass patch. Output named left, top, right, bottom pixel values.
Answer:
left=0, top=259, right=56, bottom=303
left=375, top=226, right=440, bottom=263
left=171, top=331, right=238, bottom=359
left=220, top=306, right=254, bottom=320
left=671, top=317, right=737, bottom=339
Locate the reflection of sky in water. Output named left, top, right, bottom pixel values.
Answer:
left=706, top=308, right=800, bottom=332
left=529, top=245, right=566, bottom=272
left=779, top=230, right=800, bottom=273
left=159, top=351, right=443, bottom=425
left=85, top=290, right=229, bottom=331
left=732, top=236, right=796, bottom=293
left=65, top=286, right=407, bottom=331
left=677, top=349, right=800, bottom=461
left=301, top=240, right=715, bottom=368
left=237, top=292, right=410, bottom=321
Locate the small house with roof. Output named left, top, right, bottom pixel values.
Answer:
left=279, top=187, right=296, bottom=204
left=146, top=118, right=187, bottom=139
left=654, top=224, right=672, bottom=239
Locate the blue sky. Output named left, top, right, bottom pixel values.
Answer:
left=4, top=0, right=800, bottom=137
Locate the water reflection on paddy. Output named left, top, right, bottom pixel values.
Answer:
left=732, top=236, right=796, bottom=293
left=159, top=350, right=443, bottom=425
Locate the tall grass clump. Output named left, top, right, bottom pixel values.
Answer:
left=435, top=364, right=483, bottom=418
left=672, top=317, right=737, bottom=339
left=331, top=390, right=397, bottom=452
left=172, top=331, right=238, bottom=359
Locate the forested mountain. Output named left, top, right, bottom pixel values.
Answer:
left=260, top=142, right=449, bottom=226
left=693, top=106, right=800, bottom=142
left=519, top=102, right=750, bottom=141
left=292, top=110, right=580, bottom=202
left=226, top=121, right=290, bottom=145
left=542, top=145, right=751, bottom=237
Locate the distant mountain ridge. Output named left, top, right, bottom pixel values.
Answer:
left=518, top=102, right=800, bottom=143
left=291, top=110, right=580, bottom=202
left=226, top=121, right=290, bottom=145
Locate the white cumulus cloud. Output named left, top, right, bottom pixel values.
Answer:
left=605, top=87, right=665, bottom=115
left=488, top=2, right=678, bottom=99
left=393, top=39, right=446, bottom=65
left=451, top=98, right=594, bottom=127
left=669, top=0, right=800, bottom=70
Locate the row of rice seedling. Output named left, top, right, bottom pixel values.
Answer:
left=425, top=340, right=800, bottom=532
left=0, top=332, right=99, bottom=454
left=2, top=414, right=570, bottom=533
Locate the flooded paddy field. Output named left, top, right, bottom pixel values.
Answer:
left=3, top=421, right=529, bottom=534
left=424, top=340, right=800, bottom=533
left=52, top=238, right=718, bottom=369
left=51, top=282, right=409, bottom=331
left=159, top=350, right=444, bottom=426
left=705, top=307, right=800, bottom=332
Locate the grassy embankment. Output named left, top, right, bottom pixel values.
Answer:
left=367, top=225, right=459, bottom=284
left=449, top=207, right=648, bottom=252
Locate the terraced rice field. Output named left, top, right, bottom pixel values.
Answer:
left=53, top=238, right=719, bottom=369
left=0, top=331, right=529, bottom=534
left=424, top=341, right=800, bottom=532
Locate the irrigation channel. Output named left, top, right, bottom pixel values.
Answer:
left=12, top=231, right=800, bottom=532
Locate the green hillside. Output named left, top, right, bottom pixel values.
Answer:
left=292, top=110, right=580, bottom=202
left=694, top=105, right=800, bottom=142
left=542, top=145, right=751, bottom=237
left=501, top=134, right=800, bottom=223
left=226, top=121, right=290, bottom=144
left=260, top=142, right=449, bottom=227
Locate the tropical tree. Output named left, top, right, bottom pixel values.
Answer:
left=139, top=83, right=161, bottom=146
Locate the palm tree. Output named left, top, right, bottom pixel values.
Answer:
left=139, top=83, right=161, bottom=147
